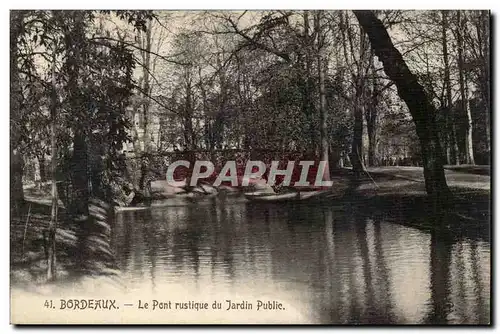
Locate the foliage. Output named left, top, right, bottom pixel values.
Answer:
left=11, top=10, right=154, bottom=203
left=12, top=10, right=491, bottom=192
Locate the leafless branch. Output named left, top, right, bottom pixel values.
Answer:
left=90, top=36, right=191, bottom=66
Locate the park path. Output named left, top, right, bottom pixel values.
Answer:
left=365, top=166, right=490, bottom=191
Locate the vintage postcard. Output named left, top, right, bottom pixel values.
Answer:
left=10, top=10, right=491, bottom=325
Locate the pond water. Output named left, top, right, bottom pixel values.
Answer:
left=110, top=196, right=490, bottom=324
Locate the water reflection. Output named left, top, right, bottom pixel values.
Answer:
left=111, top=198, right=490, bottom=324
left=425, top=233, right=452, bottom=324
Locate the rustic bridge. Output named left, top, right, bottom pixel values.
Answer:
left=124, top=149, right=328, bottom=187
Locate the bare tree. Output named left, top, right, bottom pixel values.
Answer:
left=441, top=10, right=460, bottom=165
left=353, top=10, right=450, bottom=206
left=454, top=11, right=475, bottom=165
left=315, top=11, right=330, bottom=180
left=341, top=11, right=371, bottom=176
left=138, top=19, right=153, bottom=153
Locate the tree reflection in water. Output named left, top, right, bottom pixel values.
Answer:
left=110, top=198, right=490, bottom=324
left=425, top=232, right=452, bottom=324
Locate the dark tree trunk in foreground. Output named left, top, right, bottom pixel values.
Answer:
left=10, top=149, right=24, bottom=212
left=353, top=10, right=450, bottom=205
left=64, top=12, right=89, bottom=218
left=10, top=11, right=25, bottom=213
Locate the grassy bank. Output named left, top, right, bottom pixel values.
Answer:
left=341, top=166, right=490, bottom=240
left=10, top=198, right=118, bottom=288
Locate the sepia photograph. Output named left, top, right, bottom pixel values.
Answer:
left=9, top=9, right=491, bottom=325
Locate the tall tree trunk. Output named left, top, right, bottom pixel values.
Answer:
left=353, top=10, right=450, bottom=206
left=47, top=57, right=58, bottom=281
left=366, top=106, right=377, bottom=166
left=137, top=21, right=153, bottom=193
left=235, top=58, right=251, bottom=151
left=183, top=79, right=195, bottom=185
left=65, top=12, right=89, bottom=218
left=480, top=11, right=490, bottom=154
left=365, top=55, right=379, bottom=167
left=216, top=52, right=228, bottom=151
left=71, top=131, right=89, bottom=216
left=456, top=11, right=475, bottom=165
left=10, top=150, right=24, bottom=213
left=318, top=60, right=329, bottom=175
left=199, top=67, right=212, bottom=152
left=315, top=11, right=330, bottom=180
left=141, top=20, right=152, bottom=153
left=350, top=26, right=369, bottom=177
left=473, top=10, right=490, bottom=156
left=10, top=11, right=25, bottom=213
left=184, top=79, right=195, bottom=152
left=442, top=10, right=460, bottom=166
left=351, top=91, right=365, bottom=175
left=303, top=11, right=316, bottom=152
left=38, top=153, right=46, bottom=182
left=464, top=74, right=475, bottom=165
